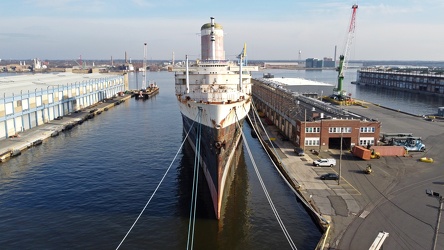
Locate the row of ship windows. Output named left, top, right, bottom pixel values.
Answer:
left=305, top=127, right=375, bottom=133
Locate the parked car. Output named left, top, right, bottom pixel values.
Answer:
left=294, top=147, right=304, bottom=156
left=313, top=158, right=336, bottom=167
left=320, top=173, right=339, bottom=180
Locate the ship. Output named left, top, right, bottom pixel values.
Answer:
left=172, top=17, right=258, bottom=219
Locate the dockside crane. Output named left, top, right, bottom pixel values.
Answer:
left=336, top=4, right=358, bottom=98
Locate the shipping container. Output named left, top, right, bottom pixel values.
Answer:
left=352, top=146, right=371, bottom=160
left=370, top=145, right=406, bottom=157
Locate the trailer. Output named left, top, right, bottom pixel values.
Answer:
left=381, top=133, right=413, bottom=143
left=370, top=146, right=406, bottom=157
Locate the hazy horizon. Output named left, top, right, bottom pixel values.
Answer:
left=1, top=1, right=443, bottom=61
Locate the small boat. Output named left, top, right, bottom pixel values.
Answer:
left=420, top=157, right=434, bottom=163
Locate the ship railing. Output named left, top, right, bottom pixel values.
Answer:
left=189, top=92, right=244, bottom=103
left=199, top=60, right=229, bottom=65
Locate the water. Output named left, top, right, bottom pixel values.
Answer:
left=0, top=71, right=321, bottom=249
left=255, top=69, right=444, bottom=115
left=1, top=68, right=442, bottom=249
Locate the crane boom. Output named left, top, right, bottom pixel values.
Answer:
left=337, top=4, right=358, bottom=96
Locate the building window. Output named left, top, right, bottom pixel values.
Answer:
left=360, top=127, right=375, bottom=133
left=329, top=127, right=351, bottom=133
left=305, top=127, right=320, bottom=133
left=305, top=138, right=320, bottom=146
left=360, top=139, right=375, bottom=146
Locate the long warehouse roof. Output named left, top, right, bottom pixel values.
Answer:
left=0, top=73, right=121, bottom=97
left=261, top=77, right=333, bottom=86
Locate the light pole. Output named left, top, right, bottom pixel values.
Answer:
left=426, top=189, right=444, bottom=250
left=338, top=130, right=343, bottom=185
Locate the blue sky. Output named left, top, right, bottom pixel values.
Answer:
left=1, top=0, right=443, bottom=61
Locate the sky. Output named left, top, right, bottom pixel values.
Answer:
left=1, top=0, right=443, bottom=61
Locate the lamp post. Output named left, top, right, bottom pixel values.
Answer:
left=426, top=189, right=444, bottom=250
left=338, top=130, right=343, bottom=185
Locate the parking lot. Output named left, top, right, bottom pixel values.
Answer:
left=261, top=102, right=444, bottom=249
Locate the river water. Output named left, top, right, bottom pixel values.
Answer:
left=0, top=68, right=442, bottom=249
left=0, top=71, right=322, bottom=249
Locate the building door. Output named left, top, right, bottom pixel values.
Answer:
left=329, top=137, right=351, bottom=150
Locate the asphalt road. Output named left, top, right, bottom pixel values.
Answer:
left=335, top=103, right=444, bottom=249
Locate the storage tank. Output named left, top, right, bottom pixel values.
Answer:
left=201, top=17, right=225, bottom=60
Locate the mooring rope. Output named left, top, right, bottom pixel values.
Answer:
left=248, top=101, right=328, bottom=224
left=116, top=112, right=199, bottom=250
left=187, top=108, right=202, bottom=250
left=235, top=110, right=297, bottom=250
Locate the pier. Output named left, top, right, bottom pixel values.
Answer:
left=0, top=94, right=132, bottom=162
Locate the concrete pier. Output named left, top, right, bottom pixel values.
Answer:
left=0, top=94, right=132, bottom=162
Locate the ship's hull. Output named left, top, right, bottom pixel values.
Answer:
left=179, top=99, right=250, bottom=219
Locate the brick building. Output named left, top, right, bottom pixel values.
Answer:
left=252, top=78, right=381, bottom=150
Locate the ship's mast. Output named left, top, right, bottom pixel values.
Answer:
left=238, top=43, right=247, bottom=92
left=185, top=55, right=189, bottom=94
left=210, top=17, right=216, bottom=60
left=143, top=43, right=147, bottom=88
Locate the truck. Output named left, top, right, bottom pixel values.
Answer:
left=390, top=137, right=425, bottom=152
left=313, top=158, right=336, bottom=167
left=403, top=139, right=426, bottom=152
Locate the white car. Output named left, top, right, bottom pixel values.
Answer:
left=313, top=158, right=336, bottom=167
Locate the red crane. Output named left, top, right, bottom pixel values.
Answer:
left=337, top=4, right=358, bottom=97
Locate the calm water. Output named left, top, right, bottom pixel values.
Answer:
left=1, top=69, right=442, bottom=249
left=0, top=71, right=321, bottom=249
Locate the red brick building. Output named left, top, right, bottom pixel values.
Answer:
left=252, top=78, right=381, bottom=151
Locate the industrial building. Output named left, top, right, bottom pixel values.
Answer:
left=0, top=71, right=127, bottom=139
left=305, top=57, right=336, bottom=69
left=252, top=78, right=381, bottom=150
left=355, top=66, right=444, bottom=97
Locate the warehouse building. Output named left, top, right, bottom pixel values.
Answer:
left=252, top=78, right=381, bottom=150
left=0, top=71, right=127, bottom=139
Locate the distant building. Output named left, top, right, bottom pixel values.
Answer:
left=305, top=58, right=323, bottom=68
left=263, top=62, right=301, bottom=69
left=323, top=57, right=335, bottom=68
